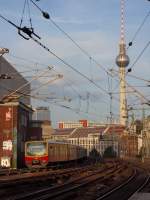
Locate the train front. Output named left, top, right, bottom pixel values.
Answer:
left=25, top=141, right=48, bottom=168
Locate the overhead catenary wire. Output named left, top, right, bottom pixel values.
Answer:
left=126, top=72, right=150, bottom=83
left=126, top=82, right=150, bottom=104
left=11, top=74, right=63, bottom=101
left=0, top=13, right=112, bottom=99
left=125, top=79, right=149, bottom=106
left=9, top=53, right=49, bottom=68
left=112, top=68, right=150, bottom=86
left=0, top=8, right=124, bottom=106
left=7, top=52, right=110, bottom=107
left=128, top=94, right=150, bottom=107
left=0, top=82, right=114, bottom=120
left=20, top=0, right=33, bottom=30
left=0, top=57, right=118, bottom=119
left=1, top=66, right=53, bottom=101
left=31, top=36, right=109, bottom=95
left=1, top=3, right=149, bottom=117
left=127, top=85, right=150, bottom=88
left=127, top=41, right=150, bottom=73
left=29, top=0, right=111, bottom=76
left=128, top=9, right=150, bottom=48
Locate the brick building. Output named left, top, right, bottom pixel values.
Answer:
left=0, top=100, right=32, bottom=168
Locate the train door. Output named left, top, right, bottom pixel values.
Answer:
left=48, top=143, right=55, bottom=162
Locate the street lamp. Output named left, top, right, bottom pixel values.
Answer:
left=0, top=74, right=12, bottom=79
left=0, top=47, right=12, bottom=79
left=0, top=48, right=9, bottom=56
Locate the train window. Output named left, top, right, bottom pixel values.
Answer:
left=26, top=142, right=47, bottom=156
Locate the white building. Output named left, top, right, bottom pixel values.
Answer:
left=51, top=125, right=124, bottom=157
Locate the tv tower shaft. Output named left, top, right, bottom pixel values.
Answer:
left=116, top=0, right=130, bottom=126
left=119, top=58, right=128, bottom=125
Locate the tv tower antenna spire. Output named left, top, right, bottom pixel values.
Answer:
left=116, top=0, right=130, bottom=126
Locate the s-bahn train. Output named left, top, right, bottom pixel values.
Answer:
left=25, top=140, right=87, bottom=168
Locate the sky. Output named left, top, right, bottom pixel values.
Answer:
left=0, top=0, right=150, bottom=127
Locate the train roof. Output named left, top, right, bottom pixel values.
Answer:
left=26, top=140, right=72, bottom=145
left=25, top=140, right=86, bottom=149
left=47, top=140, right=71, bottom=145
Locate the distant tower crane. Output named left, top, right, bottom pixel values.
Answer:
left=116, top=0, right=130, bottom=126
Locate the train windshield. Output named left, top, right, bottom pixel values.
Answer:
left=26, top=142, right=47, bottom=156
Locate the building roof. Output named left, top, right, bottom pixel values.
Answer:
left=69, top=127, right=106, bottom=138
left=51, top=125, right=125, bottom=138
left=104, top=125, right=125, bottom=135
left=53, top=128, right=75, bottom=136
left=0, top=100, right=33, bottom=112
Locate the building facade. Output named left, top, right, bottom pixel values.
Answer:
left=58, top=120, right=106, bottom=129
left=68, top=128, right=119, bottom=156
left=32, top=107, right=51, bottom=121
left=0, top=100, right=32, bottom=168
left=50, top=125, right=122, bottom=157
left=120, top=133, right=142, bottom=158
left=27, top=120, right=53, bottom=141
left=142, top=116, right=150, bottom=157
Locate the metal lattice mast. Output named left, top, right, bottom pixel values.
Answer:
left=116, top=0, right=130, bottom=126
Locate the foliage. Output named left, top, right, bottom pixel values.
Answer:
left=89, top=148, right=102, bottom=162
left=138, top=146, right=146, bottom=158
left=103, top=146, right=117, bottom=158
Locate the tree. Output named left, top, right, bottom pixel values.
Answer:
left=138, top=146, right=146, bottom=160
left=89, top=148, right=102, bottom=162
left=103, top=146, right=117, bottom=158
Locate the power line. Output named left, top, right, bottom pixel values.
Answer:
left=31, top=36, right=109, bottom=94
left=29, top=0, right=111, bottom=76
left=0, top=82, right=111, bottom=120
left=127, top=41, right=150, bottom=73
left=126, top=82, right=150, bottom=104
left=128, top=9, right=150, bottom=48
left=107, top=69, right=150, bottom=110
left=7, top=52, right=110, bottom=106
left=1, top=66, right=52, bottom=101
left=0, top=13, right=111, bottom=98
left=126, top=72, right=150, bottom=83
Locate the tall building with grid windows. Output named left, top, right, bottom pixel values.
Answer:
left=32, top=107, right=51, bottom=122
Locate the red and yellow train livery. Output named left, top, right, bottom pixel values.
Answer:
left=25, top=140, right=87, bottom=168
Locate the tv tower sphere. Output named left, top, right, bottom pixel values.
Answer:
left=116, top=44, right=130, bottom=67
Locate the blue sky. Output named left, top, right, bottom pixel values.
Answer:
left=0, top=0, right=150, bottom=127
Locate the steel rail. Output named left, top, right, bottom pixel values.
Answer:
left=13, top=165, right=125, bottom=200
left=95, top=169, right=137, bottom=200
left=95, top=169, right=150, bottom=200
left=0, top=164, right=100, bottom=189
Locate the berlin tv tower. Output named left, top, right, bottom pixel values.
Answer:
left=116, top=0, right=130, bottom=126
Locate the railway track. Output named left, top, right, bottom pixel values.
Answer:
left=0, top=164, right=101, bottom=186
left=11, top=164, right=128, bottom=200
left=95, top=169, right=150, bottom=200
left=0, top=162, right=118, bottom=199
left=0, top=158, right=101, bottom=177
